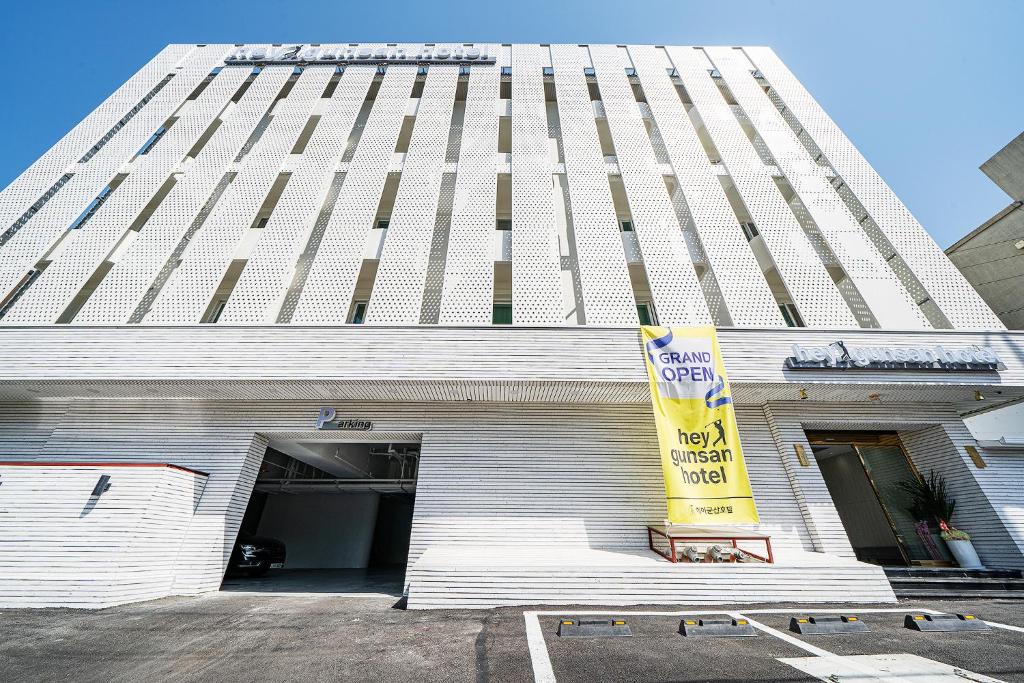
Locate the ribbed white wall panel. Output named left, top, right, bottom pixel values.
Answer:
left=901, top=423, right=1024, bottom=568
left=290, top=66, right=418, bottom=324
left=1, top=46, right=232, bottom=324
left=0, top=45, right=194, bottom=238
left=143, top=68, right=333, bottom=324
left=762, top=404, right=856, bottom=557
left=510, top=45, right=564, bottom=324
left=407, top=551, right=893, bottom=608
left=550, top=45, right=638, bottom=326
left=706, top=47, right=928, bottom=330
left=219, top=67, right=375, bottom=324
left=408, top=403, right=814, bottom=567
left=973, top=444, right=1024, bottom=564
left=75, top=68, right=294, bottom=323
left=668, top=46, right=858, bottom=329
left=438, top=65, right=500, bottom=324
left=590, top=45, right=711, bottom=326
left=0, top=400, right=830, bottom=605
left=1, top=326, right=1022, bottom=405
left=367, top=67, right=459, bottom=324
left=744, top=47, right=1003, bottom=330
left=0, top=47, right=228, bottom=311
left=629, top=45, right=784, bottom=327
left=0, top=463, right=207, bottom=608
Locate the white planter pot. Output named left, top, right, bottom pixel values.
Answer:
left=946, top=539, right=984, bottom=569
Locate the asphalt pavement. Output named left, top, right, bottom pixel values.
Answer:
left=2, top=594, right=1023, bottom=682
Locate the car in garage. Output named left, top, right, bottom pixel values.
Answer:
left=228, top=533, right=286, bottom=577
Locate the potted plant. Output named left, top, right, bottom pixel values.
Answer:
left=939, top=520, right=984, bottom=570
left=892, top=472, right=983, bottom=569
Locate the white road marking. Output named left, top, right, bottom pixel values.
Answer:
left=523, top=611, right=556, bottom=683
left=526, top=607, right=944, bottom=616
left=521, top=606, right=1019, bottom=683
left=727, top=612, right=832, bottom=657
left=780, top=653, right=1007, bottom=683
left=985, top=619, right=1024, bottom=634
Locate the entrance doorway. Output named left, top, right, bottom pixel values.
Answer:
left=222, top=440, right=419, bottom=595
left=807, top=431, right=947, bottom=567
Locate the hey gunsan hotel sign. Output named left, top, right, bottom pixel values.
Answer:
left=225, top=44, right=497, bottom=66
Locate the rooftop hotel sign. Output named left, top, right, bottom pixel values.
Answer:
left=225, top=44, right=496, bottom=66
left=786, top=341, right=1001, bottom=371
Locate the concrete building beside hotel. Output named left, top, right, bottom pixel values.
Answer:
left=0, top=43, right=1022, bottom=609
left=947, top=131, right=1024, bottom=331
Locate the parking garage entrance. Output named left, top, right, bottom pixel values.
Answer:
left=808, top=431, right=951, bottom=567
left=222, top=439, right=420, bottom=596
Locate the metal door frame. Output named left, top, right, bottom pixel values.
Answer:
left=805, top=430, right=941, bottom=566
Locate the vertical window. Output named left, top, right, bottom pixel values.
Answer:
left=349, top=301, right=368, bottom=324
left=636, top=302, right=656, bottom=326
left=620, top=220, right=634, bottom=232
left=495, top=219, right=512, bottom=231
left=492, top=302, right=513, bottom=325
left=740, top=221, right=759, bottom=241
left=206, top=300, right=227, bottom=324
left=779, top=303, right=805, bottom=328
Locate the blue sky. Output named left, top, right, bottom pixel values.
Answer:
left=0, top=0, right=1020, bottom=247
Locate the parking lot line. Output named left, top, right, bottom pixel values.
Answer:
left=524, top=612, right=556, bottom=683
left=985, top=620, right=1024, bottom=634
left=727, top=612, right=832, bottom=657
left=522, top=606, right=1002, bottom=682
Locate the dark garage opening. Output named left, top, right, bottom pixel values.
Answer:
left=222, top=441, right=419, bottom=595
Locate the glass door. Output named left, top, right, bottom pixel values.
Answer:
left=807, top=431, right=949, bottom=566
left=853, top=443, right=932, bottom=564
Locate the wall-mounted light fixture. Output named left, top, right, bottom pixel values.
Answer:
left=91, top=475, right=111, bottom=497
left=798, top=389, right=808, bottom=400
left=793, top=443, right=810, bottom=467
left=974, top=390, right=985, bottom=401
left=965, top=445, right=987, bottom=469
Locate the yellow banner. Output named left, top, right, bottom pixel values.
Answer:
left=642, top=325, right=759, bottom=524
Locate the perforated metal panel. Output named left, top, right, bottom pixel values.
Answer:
left=550, top=45, right=638, bottom=327
left=706, top=47, right=927, bottom=330
left=509, top=44, right=564, bottom=324
left=629, top=45, right=783, bottom=327
left=0, top=45, right=195, bottom=249
left=437, top=65, right=500, bottom=324
left=1, top=46, right=233, bottom=324
left=0, top=47, right=227, bottom=313
left=0, top=43, right=988, bottom=331
left=77, top=67, right=294, bottom=324
left=742, top=46, right=1003, bottom=330
left=290, top=65, right=418, bottom=324
left=590, top=45, right=710, bottom=326
left=219, top=67, right=376, bottom=324
left=667, top=46, right=856, bottom=329
left=366, top=66, right=458, bottom=324
left=143, top=67, right=333, bottom=325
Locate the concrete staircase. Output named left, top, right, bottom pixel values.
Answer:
left=406, top=545, right=896, bottom=609
left=885, top=567, right=1024, bottom=599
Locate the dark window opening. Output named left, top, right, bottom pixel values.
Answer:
left=492, top=302, right=513, bottom=325
left=779, top=302, right=805, bottom=327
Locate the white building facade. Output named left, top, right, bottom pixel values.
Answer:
left=0, top=43, right=1021, bottom=609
